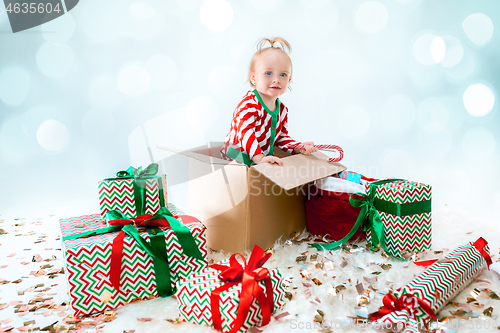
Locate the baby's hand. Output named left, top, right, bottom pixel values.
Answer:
left=296, top=141, right=318, bottom=155
left=260, top=156, right=284, bottom=166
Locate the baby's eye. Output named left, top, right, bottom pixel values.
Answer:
left=280, top=73, right=287, bottom=77
left=265, top=71, right=272, bottom=76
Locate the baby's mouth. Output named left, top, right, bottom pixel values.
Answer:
left=270, top=86, right=281, bottom=90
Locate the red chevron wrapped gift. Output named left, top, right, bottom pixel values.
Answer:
left=60, top=203, right=207, bottom=316
left=176, top=246, right=285, bottom=333
left=98, top=163, right=168, bottom=219
left=370, top=238, right=492, bottom=333
left=366, top=179, right=432, bottom=257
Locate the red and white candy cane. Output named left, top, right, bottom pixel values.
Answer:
left=291, top=143, right=344, bottom=162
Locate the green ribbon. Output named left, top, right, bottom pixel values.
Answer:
left=309, top=179, right=431, bottom=259
left=104, top=163, right=165, bottom=216
left=63, top=208, right=203, bottom=296
left=253, top=89, right=280, bottom=156
left=225, top=147, right=256, bottom=167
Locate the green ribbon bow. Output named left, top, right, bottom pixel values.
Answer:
left=309, top=179, right=431, bottom=259
left=63, top=207, right=204, bottom=297
left=105, top=163, right=165, bottom=216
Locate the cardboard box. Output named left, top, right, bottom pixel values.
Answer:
left=158, top=143, right=346, bottom=253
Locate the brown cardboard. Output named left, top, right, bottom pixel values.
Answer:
left=157, top=144, right=346, bottom=254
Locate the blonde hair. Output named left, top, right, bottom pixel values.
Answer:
left=249, top=37, right=293, bottom=88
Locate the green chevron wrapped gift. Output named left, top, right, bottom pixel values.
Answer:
left=370, top=238, right=492, bottom=333
left=98, top=163, right=167, bottom=219
left=176, top=246, right=285, bottom=333
left=60, top=203, right=207, bottom=316
left=365, top=179, right=432, bottom=257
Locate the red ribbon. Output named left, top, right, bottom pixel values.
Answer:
left=413, top=237, right=492, bottom=268
left=210, top=245, right=275, bottom=333
left=109, top=214, right=175, bottom=292
left=473, top=237, right=492, bottom=267
left=370, top=293, right=436, bottom=322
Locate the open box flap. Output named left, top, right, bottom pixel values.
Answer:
left=251, top=151, right=347, bottom=191
left=156, top=145, right=243, bottom=167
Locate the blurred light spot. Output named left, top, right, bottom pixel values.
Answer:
left=186, top=95, right=219, bottom=130
left=413, top=33, right=445, bottom=65
left=190, top=23, right=224, bottom=50
left=0, top=67, right=30, bottom=106
left=146, top=54, right=178, bottom=90
left=199, top=0, right=233, bottom=32
left=354, top=1, right=388, bottom=34
left=441, top=35, right=464, bottom=68
left=407, top=57, right=442, bottom=87
left=416, top=129, right=452, bottom=158
left=417, top=99, right=449, bottom=132
left=381, top=149, right=415, bottom=177
left=129, top=2, right=155, bottom=20
left=80, top=0, right=127, bottom=44
left=82, top=109, right=115, bottom=140
left=334, top=105, right=370, bottom=140
left=393, top=0, right=420, bottom=3
left=128, top=2, right=164, bottom=40
left=462, top=127, right=495, bottom=160
left=300, top=0, right=329, bottom=7
left=21, top=106, right=64, bottom=138
left=177, top=0, right=203, bottom=11
left=463, top=83, right=495, bottom=117
left=117, top=65, right=150, bottom=97
left=230, top=42, right=253, bottom=65
left=36, top=43, right=74, bottom=78
left=462, top=13, right=494, bottom=46
left=250, top=0, right=282, bottom=10
left=430, top=36, right=446, bottom=63
left=42, top=13, right=76, bottom=43
left=36, top=119, right=69, bottom=151
left=381, top=95, right=415, bottom=131
left=88, top=76, right=123, bottom=110
left=207, top=65, right=243, bottom=96
left=445, top=51, right=475, bottom=80
left=313, top=49, right=365, bottom=90
left=304, top=1, right=339, bottom=33
left=0, top=116, right=32, bottom=161
left=163, top=91, right=191, bottom=113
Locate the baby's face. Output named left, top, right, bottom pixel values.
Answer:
left=251, top=49, right=292, bottom=100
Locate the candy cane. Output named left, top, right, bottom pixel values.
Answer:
left=291, top=143, right=344, bottom=162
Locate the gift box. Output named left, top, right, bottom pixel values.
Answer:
left=176, top=246, right=285, bottom=333
left=98, top=163, right=168, bottom=218
left=60, top=203, right=207, bottom=316
left=370, top=238, right=492, bottom=333
left=365, top=179, right=432, bottom=257
left=306, top=174, right=377, bottom=242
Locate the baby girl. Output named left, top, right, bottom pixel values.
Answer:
left=221, top=37, right=317, bottom=166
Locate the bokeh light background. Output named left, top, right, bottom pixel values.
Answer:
left=0, top=0, right=498, bottom=222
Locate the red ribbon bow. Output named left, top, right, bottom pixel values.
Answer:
left=109, top=212, right=194, bottom=292
left=413, top=237, right=492, bottom=268
left=210, top=245, right=275, bottom=333
left=370, top=292, right=436, bottom=322
left=109, top=213, right=174, bottom=292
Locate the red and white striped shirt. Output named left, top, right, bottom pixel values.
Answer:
left=221, top=90, right=301, bottom=161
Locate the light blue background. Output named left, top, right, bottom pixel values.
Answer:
left=0, top=0, right=498, bottom=221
